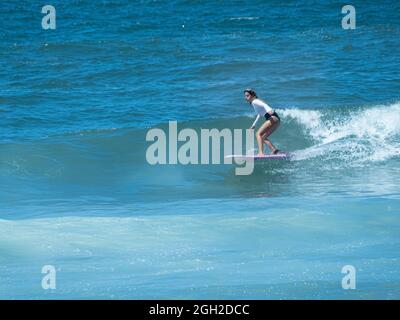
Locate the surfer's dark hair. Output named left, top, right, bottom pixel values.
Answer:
left=244, top=88, right=257, bottom=98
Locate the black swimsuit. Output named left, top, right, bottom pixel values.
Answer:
left=264, top=111, right=280, bottom=122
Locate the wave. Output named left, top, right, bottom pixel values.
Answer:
left=0, top=102, right=399, bottom=214
left=1, top=102, right=400, bottom=178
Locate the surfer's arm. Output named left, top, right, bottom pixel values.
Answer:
left=250, top=115, right=260, bottom=129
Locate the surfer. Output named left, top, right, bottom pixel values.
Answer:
left=244, top=88, right=281, bottom=155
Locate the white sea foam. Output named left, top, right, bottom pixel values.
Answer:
left=229, top=17, right=260, bottom=21
left=281, top=103, right=400, bottom=164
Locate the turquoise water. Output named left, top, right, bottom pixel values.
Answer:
left=0, top=1, right=399, bottom=299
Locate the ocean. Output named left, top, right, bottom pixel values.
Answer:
left=0, top=0, right=399, bottom=299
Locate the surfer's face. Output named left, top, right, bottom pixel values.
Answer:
left=244, top=92, right=254, bottom=103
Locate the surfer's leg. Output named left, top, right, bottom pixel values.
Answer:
left=262, top=118, right=280, bottom=154
left=256, top=120, right=273, bottom=155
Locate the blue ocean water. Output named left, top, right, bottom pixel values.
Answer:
left=0, top=0, right=399, bottom=299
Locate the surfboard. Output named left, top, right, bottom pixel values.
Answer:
left=225, top=152, right=292, bottom=161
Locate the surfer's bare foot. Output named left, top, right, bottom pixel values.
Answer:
left=272, top=149, right=280, bottom=155
left=257, top=153, right=265, bottom=156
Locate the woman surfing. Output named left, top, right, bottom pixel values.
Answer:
left=244, top=88, right=281, bottom=156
